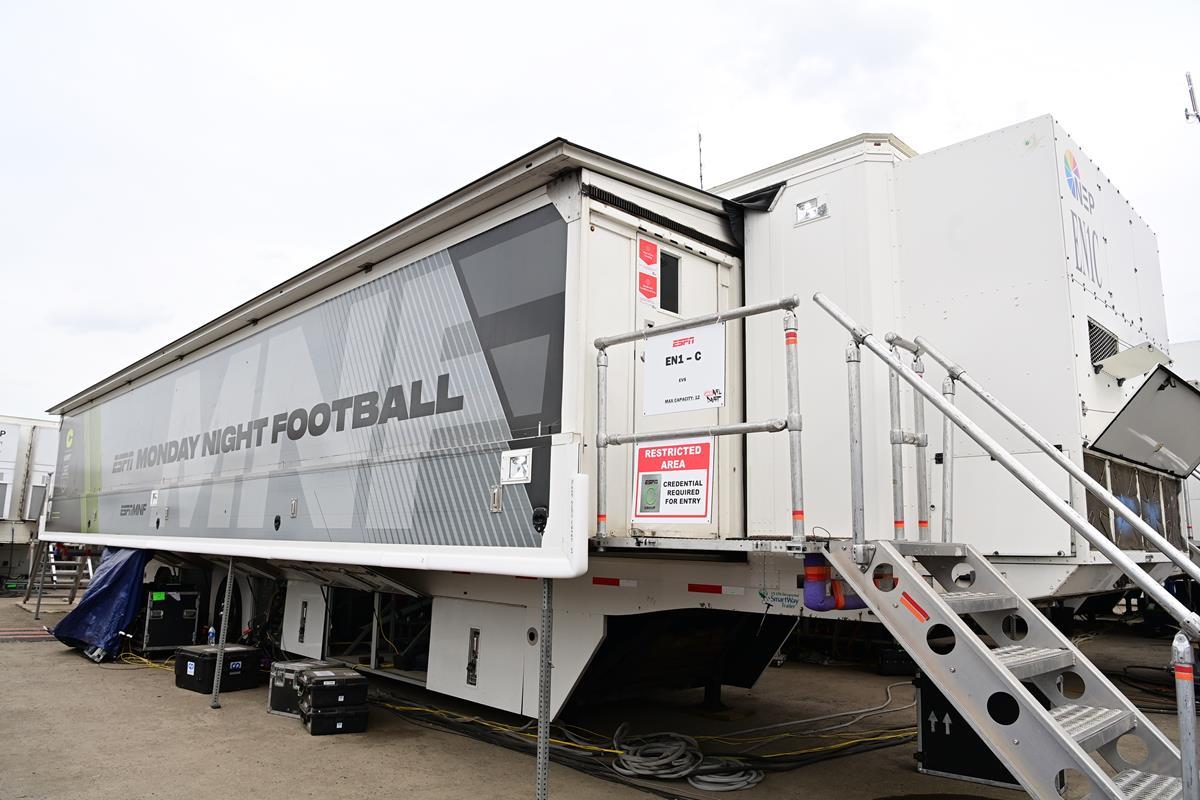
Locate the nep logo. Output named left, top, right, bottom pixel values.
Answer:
left=1063, top=149, right=1095, bottom=213
left=1064, top=147, right=1102, bottom=287
left=1064, top=149, right=1081, bottom=199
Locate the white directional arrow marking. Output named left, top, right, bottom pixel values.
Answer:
left=928, top=711, right=939, bottom=733
left=943, top=713, right=952, bottom=735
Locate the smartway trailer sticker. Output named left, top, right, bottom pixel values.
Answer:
left=631, top=437, right=713, bottom=525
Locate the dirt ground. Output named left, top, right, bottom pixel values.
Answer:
left=0, top=596, right=1184, bottom=800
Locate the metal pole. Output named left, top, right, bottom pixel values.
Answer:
left=783, top=311, right=806, bottom=541
left=535, top=578, right=554, bottom=800
left=594, top=295, right=799, bottom=350
left=912, top=356, right=931, bottom=542
left=606, top=419, right=786, bottom=447
left=22, top=539, right=39, bottom=603
left=887, top=352, right=906, bottom=541
left=846, top=343, right=866, bottom=550
left=814, top=292, right=1200, bottom=639
left=942, top=377, right=956, bottom=543
left=32, top=541, right=47, bottom=621
left=1173, top=632, right=1199, bottom=798
left=915, top=335, right=1200, bottom=587
left=1185, top=483, right=1195, bottom=546
left=370, top=591, right=380, bottom=670
left=210, top=557, right=235, bottom=710
left=596, top=349, right=608, bottom=539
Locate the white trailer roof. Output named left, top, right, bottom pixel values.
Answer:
left=50, top=139, right=739, bottom=416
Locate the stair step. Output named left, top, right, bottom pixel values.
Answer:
left=993, top=644, right=1074, bottom=679
left=1050, top=704, right=1133, bottom=751
left=893, top=541, right=968, bottom=557
left=940, top=591, right=1019, bottom=615
left=1112, top=769, right=1182, bottom=800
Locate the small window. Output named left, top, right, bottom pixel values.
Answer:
left=1088, top=318, right=1118, bottom=369
left=659, top=252, right=680, bottom=314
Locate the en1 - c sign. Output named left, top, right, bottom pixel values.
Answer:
left=643, top=323, right=725, bottom=416
left=631, top=437, right=713, bottom=525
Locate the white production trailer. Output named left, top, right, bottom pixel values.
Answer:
left=0, top=414, right=58, bottom=577
left=40, top=116, right=1200, bottom=718
left=719, top=114, right=1197, bottom=602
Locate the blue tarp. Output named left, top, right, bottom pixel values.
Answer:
left=52, top=547, right=153, bottom=660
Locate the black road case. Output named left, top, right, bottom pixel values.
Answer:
left=174, top=645, right=261, bottom=694
left=135, top=588, right=200, bottom=653
left=268, top=659, right=335, bottom=718
left=915, top=672, right=1020, bottom=789
left=296, top=666, right=369, bottom=708
left=300, top=700, right=369, bottom=735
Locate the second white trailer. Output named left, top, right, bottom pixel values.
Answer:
left=719, top=114, right=1194, bottom=601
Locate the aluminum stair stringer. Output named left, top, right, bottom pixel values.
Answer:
left=913, top=542, right=1180, bottom=780
left=825, top=539, right=1139, bottom=800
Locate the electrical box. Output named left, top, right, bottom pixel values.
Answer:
left=281, top=579, right=326, bottom=660
left=426, top=597, right=528, bottom=714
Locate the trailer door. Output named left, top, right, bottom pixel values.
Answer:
left=630, top=238, right=727, bottom=538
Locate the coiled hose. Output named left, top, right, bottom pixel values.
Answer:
left=611, top=723, right=765, bottom=791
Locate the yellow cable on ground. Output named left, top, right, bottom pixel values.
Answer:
left=758, top=728, right=916, bottom=758
left=373, top=701, right=623, bottom=755
left=112, top=641, right=175, bottom=670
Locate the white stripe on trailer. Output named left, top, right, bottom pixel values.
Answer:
left=687, top=583, right=745, bottom=596
left=591, top=577, right=638, bottom=588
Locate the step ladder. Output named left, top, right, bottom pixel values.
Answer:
left=827, top=539, right=1182, bottom=799
left=24, top=541, right=92, bottom=613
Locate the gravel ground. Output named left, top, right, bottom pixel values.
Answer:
left=0, top=596, right=1184, bottom=799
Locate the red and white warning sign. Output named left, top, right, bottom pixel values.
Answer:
left=637, top=238, right=659, bottom=308
left=631, top=437, right=713, bottom=525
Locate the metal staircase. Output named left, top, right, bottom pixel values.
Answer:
left=590, top=290, right=1200, bottom=798
left=828, top=538, right=1182, bottom=799
left=809, top=292, right=1200, bottom=800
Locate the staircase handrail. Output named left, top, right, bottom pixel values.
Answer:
left=910, top=334, right=1200, bottom=589
left=812, top=291, right=1200, bottom=641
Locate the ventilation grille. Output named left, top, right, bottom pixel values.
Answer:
left=1088, top=319, right=1119, bottom=366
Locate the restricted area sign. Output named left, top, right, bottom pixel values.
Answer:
left=643, top=322, right=725, bottom=415
left=631, top=437, right=713, bottom=525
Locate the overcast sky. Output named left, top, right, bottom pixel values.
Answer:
left=2, top=1, right=1197, bottom=421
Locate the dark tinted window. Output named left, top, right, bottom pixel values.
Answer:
left=660, top=252, right=679, bottom=314
left=449, top=205, right=567, bottom=439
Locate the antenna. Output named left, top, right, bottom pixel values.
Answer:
left=697, top=130, right=704, bottom=189
left=1186, top=72, right=1199, bottom=123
